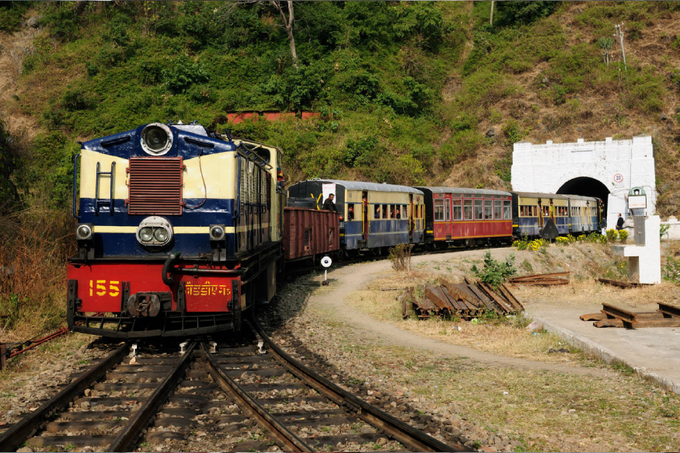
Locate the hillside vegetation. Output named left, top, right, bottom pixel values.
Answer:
left=2, top=1, right=680, bottom=335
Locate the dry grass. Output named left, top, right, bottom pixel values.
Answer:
left=0, top=207, right=75, bottom=341
left=296, top=303, right=680, bottom=453
left=345, top=242, right=680, bottom=363
left=347, top=284, right=580, bottom=364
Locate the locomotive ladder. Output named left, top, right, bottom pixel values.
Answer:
left=95, top=161, right=115, bottom=215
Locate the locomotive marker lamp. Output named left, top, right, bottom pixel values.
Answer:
left=140, top=123, right=173, bottom=156
left=136, top=216, right=173, bottom=247
left=210, top=224, right=227, bottom=261
left=75, top=223, right=95, bottom=260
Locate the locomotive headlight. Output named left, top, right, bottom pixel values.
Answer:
left=76, top=224, right=93, bottom=241
left=209, top=225, right=225, bottom=241
left=136, top=216, right=173, bottom=247
left=140, top=123, right=173, bottom=156
left=139, top=227, right=154, bottom=242
left=209, top=224, right=227, bottom=262
left=154, top=228, right=168, bottom=242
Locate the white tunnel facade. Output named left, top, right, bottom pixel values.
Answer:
left=511, top=136, right=656, bottom=230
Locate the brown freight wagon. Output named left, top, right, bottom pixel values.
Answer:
left=283, top=207, right=341, bottom=261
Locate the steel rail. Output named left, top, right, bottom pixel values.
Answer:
left=0, top=343, right=129, bottom=452
left=248, top=319, right=470, bottom=452
left=199, top=342, right=313, bottom=452
left=107, top=341, right=197, bottom=452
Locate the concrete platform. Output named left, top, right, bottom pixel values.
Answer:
left=526, top=303, right=680, bottom=393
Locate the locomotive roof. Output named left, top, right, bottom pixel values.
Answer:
left=307, top=179, right=424, bottom=194
left=514, top=192, right=600, bottom=202
left=416, top=187, right=512, bottom=196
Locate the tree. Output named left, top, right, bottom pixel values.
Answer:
left=598, top=37, right=614, bottom=66
left=271, top=1, right=298, bottom=69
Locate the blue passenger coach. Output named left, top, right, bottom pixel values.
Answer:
left=287, top=179, right=425, bottom=252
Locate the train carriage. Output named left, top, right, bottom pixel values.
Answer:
left=287, top=179, right=425, bottom=252
left=67, top=122, right=283, bottom=337
left=417, top=187, right=513, bottom=246
left=568, top=195, right=601, bottom=234
left=512, top=192, right=601, bottom=238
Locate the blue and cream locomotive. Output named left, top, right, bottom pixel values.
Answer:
left=67, top=122, right=283, bottom=337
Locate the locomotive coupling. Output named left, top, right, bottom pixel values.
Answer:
left=126, top=292, right=164, bottom=317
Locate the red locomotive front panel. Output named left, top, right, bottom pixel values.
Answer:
left=67, top=262, right=240, bottom=314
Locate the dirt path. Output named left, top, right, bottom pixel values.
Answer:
left=311, top=248, right=615, bottom=377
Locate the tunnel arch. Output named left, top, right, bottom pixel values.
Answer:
left=557, top=177, right=610, bottom=215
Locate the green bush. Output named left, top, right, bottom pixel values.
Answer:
left=606, top=228, right=618, bottom=243
left=471, top=251, right=517, bottom=289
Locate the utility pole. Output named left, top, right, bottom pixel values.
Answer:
left=490, top=1, right=495, bottom=26
left=614, top=23, right=626, bottom=71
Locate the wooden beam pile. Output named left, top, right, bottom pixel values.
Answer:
left=404, top=278, right=523, bottom=320
left=580, top=302, right=680, bottom=328
left=508, top=272, right=570, bottom=286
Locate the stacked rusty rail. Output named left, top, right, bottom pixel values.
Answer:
left=580, top=302, right=680, bottom=328
left=596, top=278, right=649, bottom=289
left=405, top=278, right=523, bottom=320
left=508, top=272, right=570, bottom=286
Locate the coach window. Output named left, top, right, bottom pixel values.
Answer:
left=464, top=200, right=473, bottom=220
left=434, top=199, right=444, bottom=221
left=484, top=200, right=493, bottom=219
left=504, top=200, right=512, bottom=219
left=304, top=228, right=312, bottom=250
left=383, top=204, right=389, bottom=219
left=453, top=199, right=462, bottom=220
left=374, top=204, right=381, bottom=219
left=474, top=199, right=483, bottom=220
left=445, top=199, right=451, bottom=221
left=494, top=200, right=502, bottom=219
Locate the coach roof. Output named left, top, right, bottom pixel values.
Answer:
left=417, top=187, right=512, bottom=197
left=310, top=179, right=424, bottom=194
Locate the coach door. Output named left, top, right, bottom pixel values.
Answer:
left=409, top=194, right=414, bottom=241
left=362, top=191, right=369, bottom=241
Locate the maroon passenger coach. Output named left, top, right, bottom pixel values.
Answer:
left=416, top=187, right=513, bottom=246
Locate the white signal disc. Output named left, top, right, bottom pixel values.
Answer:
left=321, top=256, right=332, bottom=268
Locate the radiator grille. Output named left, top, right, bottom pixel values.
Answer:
left=127, top=157, right=183, bottom=215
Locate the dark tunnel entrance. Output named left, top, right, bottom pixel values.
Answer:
left=557, top=177, right=610, bottom=217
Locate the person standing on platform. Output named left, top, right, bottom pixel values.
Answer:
left=616, top=213, right=624, bottom=230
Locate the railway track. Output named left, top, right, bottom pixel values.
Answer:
left=0, top=324, right=468, bottom=452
